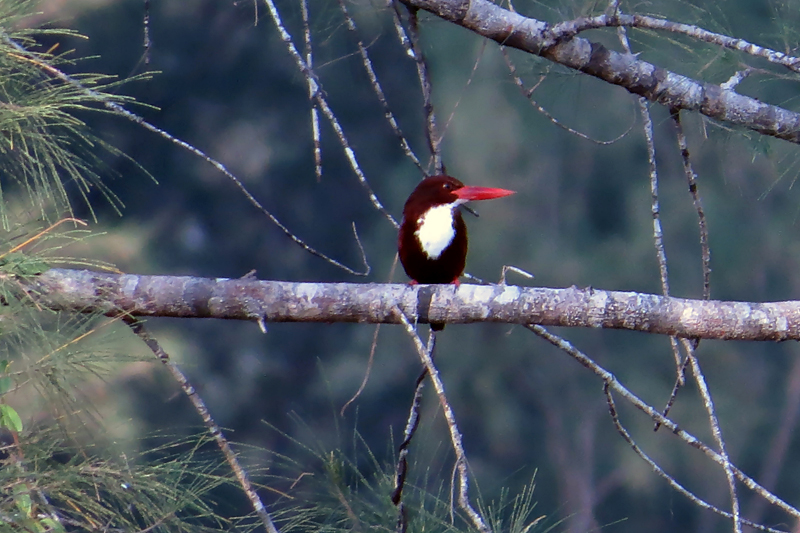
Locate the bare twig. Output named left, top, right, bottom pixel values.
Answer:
left=0, top=34, right=369, bottom=276
left=337, top=0, right=423, bottom=172
left=142, top=0, right=151, bottom=64
left=391, top=330, right=435, bottom=533
left=124, top=317, right=280, bottom=533
left=341, top=253, right=400, bottom=416
left=721, top=69, right=753, bottom=90
left=441, top=41, right=487, bottom=140
left=527, top=323, right=800, bottom=524
left=657, top=355, right=691, bottom=431
left=396, top=310, right=490, bottom=533
left=747, top=356, right=800, bottom=526
left=611, top=10, right=686, bottom=424
left=300, top=0, right=322, bottom=181
left=640, top=100, right=685, bottom=379
left=388, top=0, right=415, bottom=59
left=613, top=22, right=670, bottom=301
left=264, top=0, right=399, bottom=228
left=672, top=109, right=711, bottom=300
left=499, top=265, right=534, bottom=285
left=340, top=322, right=381, bottom=416
left=641, top=98, right=685, bottom=389
left=399, top=0, right=800, bottom=145
left=603, top=383, right=787, bottom=533
left=405, top=6, right=444, bottom=174
left=683, top=339, right=741, bottom=533
left=501, top=49, right=632, bottom=145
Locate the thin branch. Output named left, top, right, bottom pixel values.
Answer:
left=142, top=0, right=151, bottom=64
left=300, top=0, right=322, bottom=181
left=613, top=20, right=670, bottom=300
left=603, top=384, right=788, bottom=533
left=683, top=339, right=741, bottom=533
left=721, top=68, right=753, bottom=90
left=672, top=109, right=711, bottom=300
left=388, top=0, right=415, bottom=59
left=124, top=317, right=280, bottom=533
left=404, top=5, right=444, bottom=174
left=340, top=323, right=381, bottom=416
left=500, top=49, right=632, bottom=145
left=337, top=0, right=423, bottom=172
left=342, top=256, right=402, bottom=415
left=657, top=354, right=691, bottom=432
left=640, top=101, right=685, bottom=374
left=644, top=97, right=688, bottom=393
left=391, top=331, right=435, bottom=533
left=748, top=356, right=800, bottom=525
left=0, top=34, right=369, bottom=276
left=264, top=0, right=399, bottom=228
left=398, top=0, right=800, bottom=145
left=392, top=362, right=427, bottom=505
left=526, top=323, right=800, bottom=523
left=441, top=40, right=487, bottom=140
left=612, top=10, right=686, bottom=425
left=395, top=310, right=490, bottom=533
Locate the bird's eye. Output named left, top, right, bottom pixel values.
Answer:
left=443, top=182, right=452, bottom=190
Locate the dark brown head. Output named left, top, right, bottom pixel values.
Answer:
left=402, top=175, right=466, bottom=218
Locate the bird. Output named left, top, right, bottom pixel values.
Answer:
left=398, top=175, right=515, bottom=328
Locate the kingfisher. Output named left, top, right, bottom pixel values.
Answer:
left=398, top=175, right=515, bottom=288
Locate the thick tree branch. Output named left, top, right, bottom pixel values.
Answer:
left=398, top=0, right=800, bottom=144
left=17, top=268, right=800, bottom=341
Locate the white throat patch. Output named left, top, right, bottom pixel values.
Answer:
left=415, top=201, right=462, bottom=259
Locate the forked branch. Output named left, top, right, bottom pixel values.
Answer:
left=398, top=0, right=800, bottom=144
left=395, top=311, right=490, bottom=533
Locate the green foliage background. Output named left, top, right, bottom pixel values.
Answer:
left=7, top=0, right=800, bottom=531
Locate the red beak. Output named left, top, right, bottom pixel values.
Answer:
left=454, top=185, right=516, bottom=201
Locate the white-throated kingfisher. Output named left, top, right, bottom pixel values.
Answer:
left=398, top=175, right=515, bottom=329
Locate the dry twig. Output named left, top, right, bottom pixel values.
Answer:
left=125, top=318, right=280, bottom=533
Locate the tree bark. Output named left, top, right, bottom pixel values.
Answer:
left=18, top=268, right=800, bottom=341
left=398, top=0, right=800, bottom=144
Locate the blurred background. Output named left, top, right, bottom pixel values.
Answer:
left=17, top=0, right=800, bottom=531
